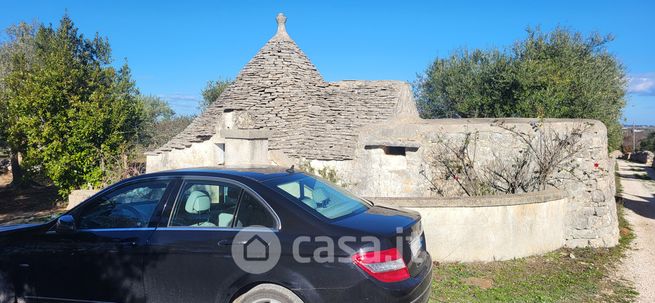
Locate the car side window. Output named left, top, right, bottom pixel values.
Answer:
left=234, top=191, right=276, bottom=228
left=169, top=181, right=242, bottom=228
left=77, top=181, right=170, bottom=229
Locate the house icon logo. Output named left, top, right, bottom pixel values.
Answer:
left=244, top=234, right=269, bottom=261
left=231, top=226, right=281, bottom=274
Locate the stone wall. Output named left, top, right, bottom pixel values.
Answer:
left=146, top=139, right=224, bottom=173
left=310, top=118, right=618, bottom=248
left=145, top=116, right=618, bottom=249
left=67, top=189, right=99, bottom=210
left=371, top=190, right=568, bottom=262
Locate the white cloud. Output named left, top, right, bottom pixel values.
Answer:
left=627, top=73, right=655, bottom=96
left=158, top=93, right=202, bottom=102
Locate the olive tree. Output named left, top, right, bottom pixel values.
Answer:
left=416, top=27, right=626, bottom=150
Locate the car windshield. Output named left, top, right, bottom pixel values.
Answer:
left=264, top=174, right=370, bottom=220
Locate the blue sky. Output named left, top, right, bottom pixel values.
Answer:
left=1, top=0, right=654, bottom=124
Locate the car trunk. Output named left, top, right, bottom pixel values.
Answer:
left=331, top=205, right=428, bottom=277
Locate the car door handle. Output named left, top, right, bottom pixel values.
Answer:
left=218, top=239, right=248, bottom=246
left=109, top=239, right=137, bottom=249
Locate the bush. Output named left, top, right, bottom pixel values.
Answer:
left=1, top=16, right=142, bottom=195
left=416, top=27, right=626, bottom=150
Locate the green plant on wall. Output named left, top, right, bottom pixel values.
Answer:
left=298, top=160, right=344, bottom=186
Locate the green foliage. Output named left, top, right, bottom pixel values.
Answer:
left=298, top=160, right=343, bottom=186
left=138, top=95, right=174, bottom=123
left=98, top=94, right=192, bottom=187
left=0, top=22, right=38, bottom=152
left=2, top=15, right=142, bottom=195
left=416, top=27, right=626, bottom=150
left=95, top=94, right=191, bottom=185
left=132, top=95, right=192, bottom=155
left=639, top=132, right=655, bottom=152
left=1, top=17, right=200, bottom=195
left=200, top=78, right=232, bottom=111
left=135, top=95, right=173, bottom=147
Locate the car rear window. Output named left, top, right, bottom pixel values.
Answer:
left=264, top=174, right=370, bottom=220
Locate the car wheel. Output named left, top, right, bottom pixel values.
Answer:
left=232, top=284, right=303, bottom=303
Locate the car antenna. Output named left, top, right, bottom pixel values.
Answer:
left=286, top=165, right=295, bottom=174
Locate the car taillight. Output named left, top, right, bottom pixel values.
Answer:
left=352, top=248, right=410, bottom=283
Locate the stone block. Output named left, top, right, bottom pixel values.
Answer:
left=67, top=189, right=98, bottom=210
left=566, top=238, right=590, bottom=248
left=588, top=215, right=611, bottom=228
left=570, top=229, right=599, bottom=239
left=225, top=137, right=270, bottom=166
left=588, top=238, right=605, bottom=247
left=580, top=207, right=595, bottom=217
left=570, top=215, right=590, bottom=229
left=591, top=190, right=606, bottom=202
left=594, top=206, right=609, bottom=216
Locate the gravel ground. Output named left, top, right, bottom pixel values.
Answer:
left=617, top=160, right=655, bottom=303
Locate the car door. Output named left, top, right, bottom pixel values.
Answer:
left=143, top=177, right=280, bottom=303
left=26, top=178, right=176, bottom=303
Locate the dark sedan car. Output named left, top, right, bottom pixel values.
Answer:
left=0, top=167, right=432, bottom=303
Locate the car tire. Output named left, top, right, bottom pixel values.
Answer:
left=232, top=284, right=304, bottom=303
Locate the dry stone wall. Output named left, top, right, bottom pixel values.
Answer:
left=310, top=118, right=619, bottom=248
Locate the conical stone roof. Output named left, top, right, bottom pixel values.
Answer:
left=152, top=13, right=418, bottom=161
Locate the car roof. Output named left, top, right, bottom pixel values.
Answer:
left=137, top=165, right=301, bottom=182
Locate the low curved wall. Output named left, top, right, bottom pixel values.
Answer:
left=371, top=189, right=568, bottom=262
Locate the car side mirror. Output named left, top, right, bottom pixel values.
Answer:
left=56, top=215, right=76, bottom=233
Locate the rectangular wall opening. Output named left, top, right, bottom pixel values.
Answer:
left=382, top=146, right=406, bottom=156
left=364, top=145, right=418, bottom=156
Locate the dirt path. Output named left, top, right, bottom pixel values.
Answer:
left=617, top=159, right=655, bottom=303
left=0, top=171, right=64, bottom=225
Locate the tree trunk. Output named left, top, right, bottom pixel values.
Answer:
left=9, top=150, right=23, bottom=187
